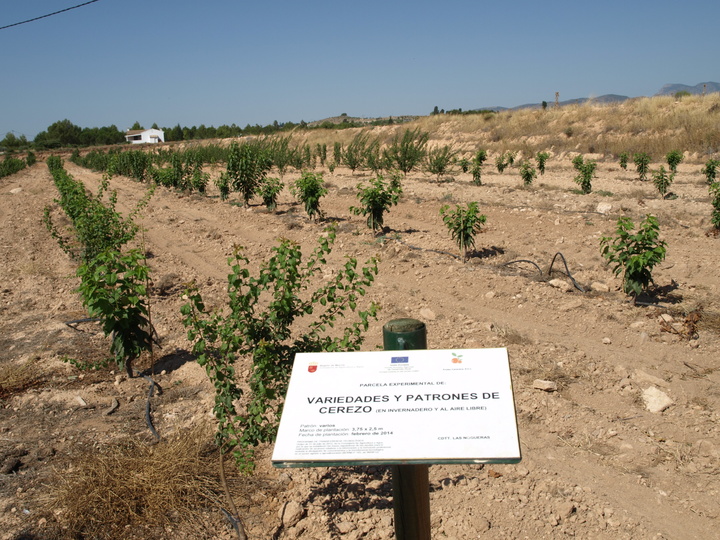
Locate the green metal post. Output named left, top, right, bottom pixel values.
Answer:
left=383, top=318, right=430, bottom=540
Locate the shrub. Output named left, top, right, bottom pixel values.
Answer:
left=572, top=156, right=597, bottom=194
left=619, top=152, right=629, bottom=170
left=495, top=154, right=508, bottom=173
left=710, top=182, right=720, bottom=230
left=292, top=171, right=327, bottom=220
left=600, top=214, right=667, bottom=297
left=343, top=132, right=371, bottom=172
left=665, top=150, right=683, bottom=173
left=701, top=159, right=720, bottom=184
left=458, top=158, right=470, bottom=173
left=571, top=154, right=584, bottom=171
left=350, top=174, right=402, bottom=234
left=519, top=161, right=537, bottom=186
left=219, top=141, right=272, bottom=206
left=469, top=150, right=487, bottom=185
left=425, top=145, right=457, bottom=181
left=76, top=249, right=153, bottom=377
left=259, top=177, right=284, bottom=211
left=652, top=166, right=674, bottom=199
left=181, top=229, right=379, bottom=471
left=633, top=152, right=651, bottom=181
left=385, top=128, right=429, bottom=175
left=440, top=202, right=486, bottom=261
left=25, top=151, right=36, bottom=167
left=535, top=151, right=550, bottom=175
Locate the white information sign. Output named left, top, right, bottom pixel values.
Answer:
left=272, top=348, right=521, bottom=467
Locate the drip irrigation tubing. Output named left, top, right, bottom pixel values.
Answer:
left=390, top=237, right=585, bottom=292
left=134, top=371, right=161, bottom=442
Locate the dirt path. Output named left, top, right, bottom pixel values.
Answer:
left=1, top=157, right=719, bottom=539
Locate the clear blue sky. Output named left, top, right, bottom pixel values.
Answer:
left=2, top=0, right=718, bottom=139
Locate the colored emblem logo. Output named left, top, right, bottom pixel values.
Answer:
left=451, top=353, right=463, bottom=364
left=391, top=356, right=409, bottom=364
left=308, top=363, right=318, bottom=373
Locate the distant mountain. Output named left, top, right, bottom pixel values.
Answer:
left=654, top=81, right=720, bottom=96
left=478, top=82, right=720, bottom=113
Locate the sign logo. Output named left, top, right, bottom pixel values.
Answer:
left=308, top=363, right=318, bottom=373
left=451, top=353, right=463, bottom=364
left=391, top=356, right=409, bottom=364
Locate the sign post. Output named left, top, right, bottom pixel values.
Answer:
left=271, top=320, right=521, bottom=539
left=383, top=318, right=430, bottom=540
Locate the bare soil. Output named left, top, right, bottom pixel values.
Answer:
left=1, top=155, right=719, bottom=539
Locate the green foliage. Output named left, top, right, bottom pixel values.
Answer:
left=535, top=151, right=550, bottom=175
left=458, top=158, right=470, bottom=173
left=76, top=249, right=153, bottom=376
left=652, top=166, right=674, bottom=199
left=572, top=156, right=597, bottom=194
left=504, top=151, right=517, bottom=166
left=471, top=150, right=487, bottom=185
left=600, top=215, right=667, bottom=297
left=343, top=132, right=371, bottom=172
left=519, top=161, right=537, bottom=186
left=0, top=155, right=26, bottom=179
left=709, top=182, right=720, bottom=229
left=619, top=152, right=629, bottom=170
left=701, top=159, right=720, bottom=184
left=1, top=132, right=28, bottom=152
left=219, top=141, right=272, bottom=206
left=385, top=128, right=429, bottom=175
left=292, top=171, right=327, bottom=220
left=440, top=202, right=486, bottom=261
left=181, top=230, right=379, bottom=471
left=350, top=174, right=403, bottom=233
left=495, top=154, right=508, bottom=173
left=665, top=150, right=683, bottom=173
left=259, top=177, right=284, bottom=211
left=44, top=161, right=150, bottom=263
left=425, top=145, right=457, bottom=180
left=571, top=154, right=585, bottom=171
left=25, top=151, right=36, bottom=167
left=333, top=142, right=343, bottom=165
left=633, top=153, right=651, bottom=181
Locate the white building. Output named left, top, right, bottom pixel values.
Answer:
left=124, top=128, right=164, bottom=144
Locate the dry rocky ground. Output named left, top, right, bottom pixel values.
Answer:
left=1, top=151, right=719, bottom=539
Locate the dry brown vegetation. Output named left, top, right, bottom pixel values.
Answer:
left=285, top=94, right=720, bottom=161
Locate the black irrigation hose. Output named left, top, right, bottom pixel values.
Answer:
left=548, top=252, right=586, bottom=293
left=135, top=371, right=161, bottom=442
left=64, top=317, right=101, bottom=327
left=391, top=236, right=586, bottom=293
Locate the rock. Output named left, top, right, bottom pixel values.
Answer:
left=602, top=337, right=612, bottom=345
left=558, top=299, right=583, bottom=312
left=596, top=202, right=612, bottom=214
left=280, top=501, right=304, bottom=528
left=658, top=313, right=674, bottom=324
left=549, top=279, right=572, bottom=292
left=485, top=291, right=496, bottom=299
left=533, top=379, right=558, bottom=392
left=642, top=386, right=673, bottom=413
left=9, top=187, right=22, bottom=194
left=419, top=308, right=436, bottom=321
left=634, top=369, right=668, bottom=388
left=591, top=282, right=610, bottom=292
left=75, top=396, right=87, bottom=407
left=336, top=521, right=356, bottom=534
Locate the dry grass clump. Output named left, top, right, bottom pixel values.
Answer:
left=46, top=427, right=223, bottom=539
left=0, top=357, right=44, bottom=401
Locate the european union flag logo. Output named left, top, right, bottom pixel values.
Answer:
left=391, top=356, right=409, bottom=364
